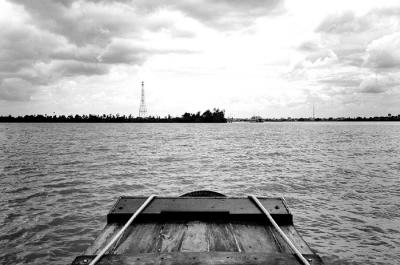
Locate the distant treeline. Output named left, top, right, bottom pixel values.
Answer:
left=234, top=114, right=400, bottom=122
left=0, top=109, right=227, bottom=123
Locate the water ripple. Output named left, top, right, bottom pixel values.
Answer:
left=0, top=122, right=399, bottom=265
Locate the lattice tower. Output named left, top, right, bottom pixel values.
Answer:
left=139, top=81, right=147, bottom=118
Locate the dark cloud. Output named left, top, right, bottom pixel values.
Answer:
left=98, top=41, right=150, bottom=65
left=7, top=0, right=142, bottom=46
left=359, top=75, right=397, bottom=94
left=51, top=45, right=101, bottom=63
left=3, top=0, right=280, bottom=101
left=0, top=24, right=58, bottom=72
left=98, top=39, right=196, bottom=64
left=359, top=85, right=386, bottom=94
left=0, top=25, right=79, bottom=100
left=168, top=0, right=284, bottom=29
left=0, top=21, right=59, bottom=100
left=297, top=41, right=321, bottom=52
left=50, top=61, right=109, bottom=77
left=8, top=0, right=284, bottom=46
left=0, top=78, right=36, bottom=101
left=1, top=0, right=206, bottom=101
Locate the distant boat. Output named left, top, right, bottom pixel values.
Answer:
left=71, top=190, right=324, bottom=265
left=250, top=116, right=264, bottom=122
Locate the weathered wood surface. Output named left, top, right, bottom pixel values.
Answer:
left=206, top=222, right=239, bottom=252
left=180, top=222, right=208, bottom=252
left=76, top=196, right=324, bottom=265
left=107, top=197, right=292, bottom=224
left=230, top=222, right=280, bottom=253
left=84, top=222, right=311, bottom=256
left=72, top=252, right=324, bottom=265
left=158, top=222, right=187, bottom=252
left=84, top=224, right=121, bottom=255
left=114, top=223, right=162, bottom=254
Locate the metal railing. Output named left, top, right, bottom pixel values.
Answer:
left=249, top=195, right=311, bottom=265
left=88, top=195, right=156, bottom=265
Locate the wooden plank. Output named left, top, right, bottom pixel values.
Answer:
left=72, top=252, right=325, bottom=265
left=110, top=197, right=288, bottom=215
left=112, top=223, right=162, bottom=254
left=206, top=222, right=239, bottom=252
left=84, top=224, right=121, bottom=255
left=107, top=197, right=292, bottom=224
left=84, top=224, right=312, bottom=256
left=159, top=222, right=187, bottom=252
left=180, top=222, right=208, bottom=252
left=231, top=222, right=280, bottom=253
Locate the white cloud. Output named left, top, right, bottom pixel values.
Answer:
left=364, top=32, right=400, bottom=70
left=316, top=11, right=371, bottom=34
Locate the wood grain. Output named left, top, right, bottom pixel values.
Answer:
left=72, top=252, right=325, bottom=265
left=159, top=222, right=187, bottom=252
left=180, top=222, right=208, bottom=252
left=84, top=224, right=121, bottom=255
left=113, top=223, right=162, bottom=254
left=206, top=222, right=239, bottom=252
left=231, top=222, right=280, bottom=253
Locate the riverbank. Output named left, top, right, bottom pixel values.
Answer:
left=0, top=109, right=227, bottom=123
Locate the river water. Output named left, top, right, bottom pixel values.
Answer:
left=0, top=122, right=399, bottom=265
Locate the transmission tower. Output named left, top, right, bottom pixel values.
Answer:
left=312, top=102, right=315, bottom=120
left=138, top=81, right=147, bottom=118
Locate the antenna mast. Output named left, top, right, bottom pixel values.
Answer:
left=312, top=102, right=315, bottom=120
left=139, top=81, right=147, bottom=118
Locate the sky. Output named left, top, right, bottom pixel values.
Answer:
left=1, top=0, right=400, bottom=118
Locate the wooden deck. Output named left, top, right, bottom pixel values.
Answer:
left=71, top=195, right=324, bottom=265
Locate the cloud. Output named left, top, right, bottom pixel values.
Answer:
left=7, top=0, right=144, bottom=46
left=319, top=75, right=360, bottom=88
left=1, top=0, right=286, bottom=102
left=287, top=48, right=338, bottom=81
left=0, top=0, right=200, bottom=101
left=312, top=8, right=400, bottom=69
left=359, top=74, right=398, bottom=94
left=98, top=43, right=149, bottom=65
left=50, top=61, right=109, bottom=77
left=166, top=0, right=285, bottom=29
left=0, top=11, right=60, bottom=100
left=288, top=6, right=400, bottom=101
left=9, top=0, right=285, bottom=44
left=304, top=49, right=338, bottom=65
left=0, top=20, right=105, bottom=100
left=51, top=45, right=102, bottom=63
left=364, top=32, right=400, bottom=70
left=316, top=11, right=371, bottom=34
left=0, top=23, right=59, bottom=72
left=0, top=78, right=36, bottom=101
left=297, top=41, right=321, bottom=52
